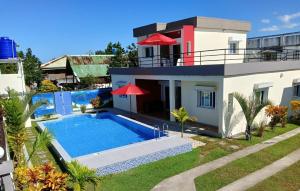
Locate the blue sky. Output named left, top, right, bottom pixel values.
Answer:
left=1, top=0, right=300, bottom=62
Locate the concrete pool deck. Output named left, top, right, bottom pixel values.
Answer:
left=37, top=112, right=192, bottom=176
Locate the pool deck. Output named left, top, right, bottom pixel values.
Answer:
left=37, top=112, right=192, bottom=175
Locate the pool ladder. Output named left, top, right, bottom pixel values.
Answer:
left=154, top=123, right=169, bottom=139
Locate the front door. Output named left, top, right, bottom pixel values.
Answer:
left=175, top=86, right=181, bottom=109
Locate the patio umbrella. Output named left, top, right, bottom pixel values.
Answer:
left=111, top=83, right=148, bottom=118
left=138, top=33, right=177, bottom=65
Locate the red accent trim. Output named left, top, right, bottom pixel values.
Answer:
left=182, top=25, right=194, bottom=66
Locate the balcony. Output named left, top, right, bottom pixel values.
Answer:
left=111, top=47, right=300, bottom=68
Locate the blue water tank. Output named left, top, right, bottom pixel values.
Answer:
left=0, top=37, right=17, bottom=59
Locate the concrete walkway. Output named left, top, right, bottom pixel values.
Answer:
left=151, top=128, right=300, bottom=191
left=218, top=148, right=300, bottom=191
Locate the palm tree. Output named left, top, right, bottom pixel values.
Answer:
left=67, top=160, right=100, bottom=191
left=1, top=88, right=47, bottom=165
left=27, top=129, right=53, bottom=162
left=171, top=107, right=196, bottom=138
left=233, top=92, right=272, bottom=140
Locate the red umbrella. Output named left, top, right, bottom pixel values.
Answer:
left=138, top=33, right=177, bottom=46
left=111, top=83, right=148, bottom=117
left=138, top=33, right=177, bottom=66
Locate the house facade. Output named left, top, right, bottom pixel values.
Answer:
left=110, top=16, right=300, bottom=137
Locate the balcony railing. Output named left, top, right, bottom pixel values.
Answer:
left=111, top=47, right=300, bottom=68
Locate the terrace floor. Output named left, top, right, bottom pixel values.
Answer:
left=102, top=108, right=220, bottom=138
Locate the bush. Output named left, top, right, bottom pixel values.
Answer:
left=90, top=96, right=102, bottom=109
left=290, top=100, right=300, bottom=120
left=14, top=163, right=68, bottom=190
left=256, top=120, right=267, bottom=137
left=265, top=105, right=288, bottom=128
left=39, top=80, right=58, bottom=92
left=80, top=105, right=86, bottom=113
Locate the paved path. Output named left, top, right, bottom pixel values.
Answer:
left=218, top=148, right=300, bottom=191
left=151, top=128, right=300, bottom=191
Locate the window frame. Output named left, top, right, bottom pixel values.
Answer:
left=197, top=90, right=216, bottom=109
left=228, top=41, right=239, bottom=54
left=293, top=84, right=300, bottom=97
left=145, top=47, right=154, bottom=58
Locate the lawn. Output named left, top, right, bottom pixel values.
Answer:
left=28, top=121, right=299, bottom=191
left=247, top=160, right=300, bottom=191
left=194, top=126, right=300, bottom=191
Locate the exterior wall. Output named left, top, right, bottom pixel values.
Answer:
left=181, top=80, right=223, bottom=127
left=111, top=74, right=224, bottom=129
left=182, top=25, right=194, bottom=66
left=194, top=29, right=247, bottom=65
left=0, top=74, right=26, bottom=95
left=222, top=70, right=300, bottom=136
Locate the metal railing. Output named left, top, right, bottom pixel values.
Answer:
left=112, top=47, right=300, bottom=68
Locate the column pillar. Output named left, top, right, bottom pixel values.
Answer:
left=169, top=80, right=176, bottom=121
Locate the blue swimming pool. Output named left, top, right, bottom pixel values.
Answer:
left=42, top=113, right=163, bottom=158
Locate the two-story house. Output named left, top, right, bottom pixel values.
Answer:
left=110, top=16, right=300, bottom=137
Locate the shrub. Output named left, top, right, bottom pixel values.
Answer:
left=90, top=96, right=102, bottom=109
left=256, top=120, right=267, bottom=137
left=39, top=80, right=58, bottom=92
left=80, top=105, right=86, bottom=113
left=14, top=163, right=68, bottom=191
left=290, top=100, right=300, bottom=120
left=265, top=105, right=288, bottom=128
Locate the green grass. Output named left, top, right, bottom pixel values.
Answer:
left=194, top=128, right=300, bottom=191
left=29, top=121, right=298, bottom=191
left=24, top=122, right=61, bottom=171
left=247, top=160, right=300, bottom=191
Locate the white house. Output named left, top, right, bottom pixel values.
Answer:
left=110, top=16, right=300, bottom=137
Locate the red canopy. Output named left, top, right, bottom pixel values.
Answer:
left=111, top=83, right=148, bottom=95
left=138, top=33, right=176, bottom=46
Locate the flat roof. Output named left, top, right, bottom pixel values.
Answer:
left=133, top=16, right=251, bottom=37
left=248, top=31, right=300, bottom=40
left=109, top=60, right=300, bottom=77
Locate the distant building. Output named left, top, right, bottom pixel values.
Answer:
left=41, top=55, right=113, bottom=84
left=247, top=31, right=300, bottom=50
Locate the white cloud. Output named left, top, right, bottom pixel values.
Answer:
left=278, top=12, right=300, bottom=23
left=260, top=25, right=279, bottom=32
left=259, top=11, right=300, bottom=32
left=261, top=19, right=270, bottom=24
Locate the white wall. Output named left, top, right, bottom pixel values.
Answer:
left=181, top=80, right=223, bottom=127
left=111, top=74, right=224, bottom=129
left=222, top=70, right=300, bottom=136
left=111, top=74, right=137, bottom=112
left=194, top=29, right=247, bottom=65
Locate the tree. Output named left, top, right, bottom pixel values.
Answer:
left=233, top=92, right=272, bottom=140
left=126, top=43, right=138, bottom=67
left=171, top=107, right=196, bottom=138
left=18, top=48, right=43, bottom=86
left=67, top=160, right=100, bottom=191
left=39, top=79, right=58, bottom=92
left=1, top=89, right=48, bottom=165
left=80, top=74, right=99, bottom=89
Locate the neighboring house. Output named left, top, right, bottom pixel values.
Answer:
left=110, top=16, right=300, bottom=137
left=41, top=55, right=113, bottom=84
left=247, top=31, right=300, bottom=61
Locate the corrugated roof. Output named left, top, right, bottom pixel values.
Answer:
left=67, top=55, right=112, bottom=78
left=41, top=56, right=67, bottom=70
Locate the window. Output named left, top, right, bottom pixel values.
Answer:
left=294, top=84, right=300, bottom=97
left=256, top=89, right=268, bottom=104
left=262, top=37, right=280, bottom=47
left=197, top=90, right=215, bottom=108
left=145, top=47, right=153, bottom=58
left=284, top=35, right=300, bottom=46
left=229, top=42, right=238, bottom=54
left=187, top=41, right=192, bottom=56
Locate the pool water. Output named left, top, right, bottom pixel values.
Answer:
left=43, top=113, right=161, bottom=157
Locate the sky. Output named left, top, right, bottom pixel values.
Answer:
left=1, top=0, right=300, bottom=62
